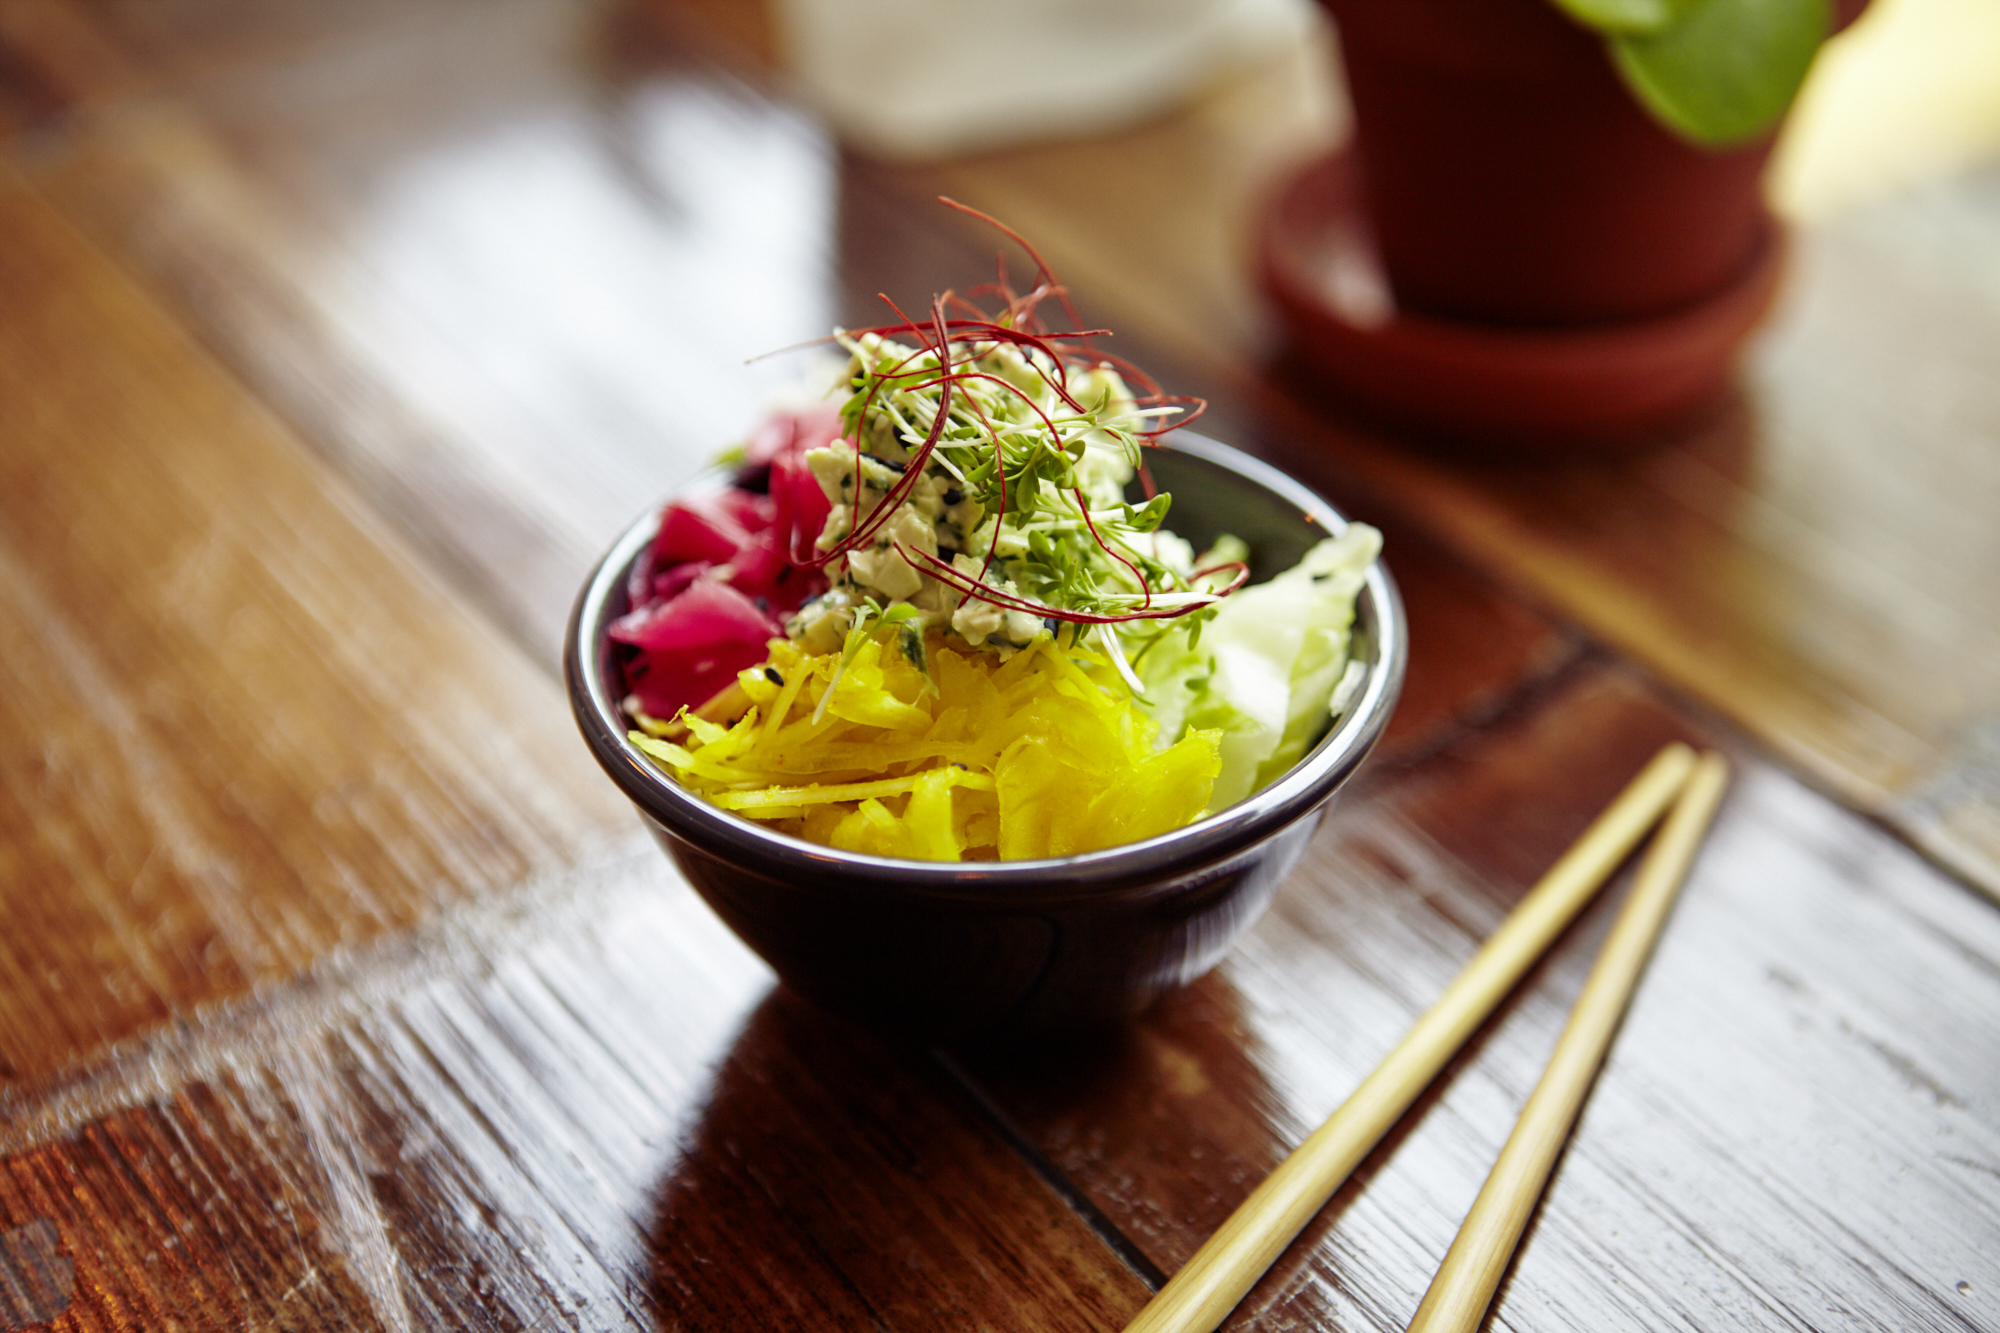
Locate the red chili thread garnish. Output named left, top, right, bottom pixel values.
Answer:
left=957, top=385, right=1008, bottom=597
left=938, top=197, right=1086, bottom=336
left=898, top=543, right=1249, bottom=626
left=1073, top=486, right=1153, bottom=611
left=789, top=201, right=1213, bottom=625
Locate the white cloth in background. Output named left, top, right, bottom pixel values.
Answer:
left=772, top=0, right=1316, bottom=161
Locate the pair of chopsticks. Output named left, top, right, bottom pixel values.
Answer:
left=1123, top=742, right=1729, bottom=1333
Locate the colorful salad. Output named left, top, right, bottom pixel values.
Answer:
left=613, top=208, right=1379, bottom=862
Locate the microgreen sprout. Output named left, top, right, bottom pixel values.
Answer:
left=794, top=199, right=1235, bottom=653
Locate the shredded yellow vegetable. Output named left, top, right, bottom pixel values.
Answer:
left=632, top=633, right=1222, bottom=861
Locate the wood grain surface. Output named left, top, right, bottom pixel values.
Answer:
left=965, top=669, right=2000, bottom=1331
left=2, top=1, right=1997, bottom=1330
left=0, top=847, right=1165, bottom=1331
left=0, top=162, right=633, bottom=1080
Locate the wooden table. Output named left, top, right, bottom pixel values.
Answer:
left=2, top=1, right=1996, bottom=1328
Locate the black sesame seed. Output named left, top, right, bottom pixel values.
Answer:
left=942, top=487, right=964, bottom=506
left=764, top=667, right=784, bottom=685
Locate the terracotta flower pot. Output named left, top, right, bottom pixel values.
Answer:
left=1259, top=0, right=1864, bottom=447
left=1258, top=150, right=1784, bottom=448
left=1323, top=0, right=1778, bottom=326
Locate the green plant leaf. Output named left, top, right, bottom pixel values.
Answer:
left=1550, top=0, right=1683, bottom=35
left=1608, top=0, right=1829, bottom=146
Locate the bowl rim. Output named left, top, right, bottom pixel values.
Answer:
left=564, top=430, right=1406, bottom=900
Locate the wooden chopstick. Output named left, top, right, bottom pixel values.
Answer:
left=1120, top=741, right=1700, bottom=1333
left=1404, top=750, right=1730, bottom=1333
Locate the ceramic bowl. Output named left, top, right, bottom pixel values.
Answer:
left=565, top=433, right=1405, bottom=1039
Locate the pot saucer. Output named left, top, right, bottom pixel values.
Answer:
left=1256, top=149, right=1786, bottom=453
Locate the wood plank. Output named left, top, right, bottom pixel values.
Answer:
left=958, top=666, right=2000, bottom=1331
left=0, top=854, right=1157, bottom=1331
left=0, top=0, right=139, bottom=136
left=0, top=162, right=629, bottom=1080
left=10, top=6, right=842, bottom=661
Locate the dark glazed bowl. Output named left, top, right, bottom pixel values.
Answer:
left=566, top=433, right=1405, bottom=1039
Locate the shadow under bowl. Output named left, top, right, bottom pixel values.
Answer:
left=565, top=433, right=1406, bottom=1040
